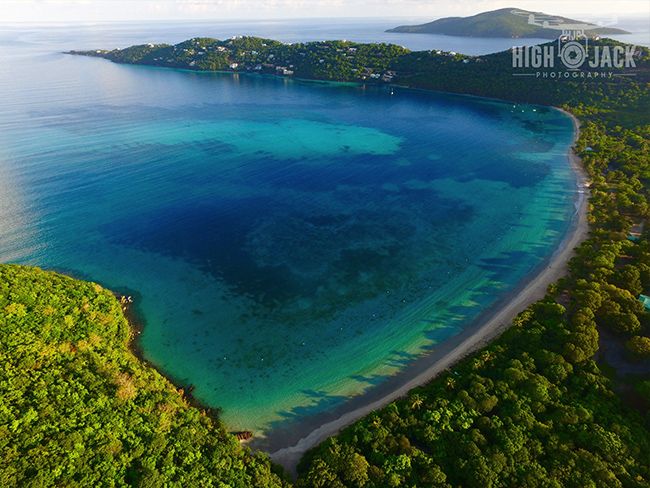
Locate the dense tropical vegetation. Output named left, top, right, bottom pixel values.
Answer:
left=69, top=36, right=409, bottom=83
left=0, top=265, right=289, bottom=487
left=69, top=35, right=650, bottom=90
left=3, top=34, right=648, bottom=486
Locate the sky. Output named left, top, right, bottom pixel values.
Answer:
left=0, top=0, right=649, bottom=23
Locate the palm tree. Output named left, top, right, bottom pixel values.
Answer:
left=410, top=394, right=423, bottom=410
left=445, top=377, right=456, bottom=390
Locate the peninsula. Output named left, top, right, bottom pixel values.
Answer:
left=67, top=35, right=648, bottom=106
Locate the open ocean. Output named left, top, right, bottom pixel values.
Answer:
left=0, top=18, right=600, bottom=436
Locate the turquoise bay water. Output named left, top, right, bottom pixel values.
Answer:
left=0, top=23, right=577, bottom=435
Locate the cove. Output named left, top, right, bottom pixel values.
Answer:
left=0, top=57, right=577, bottom=438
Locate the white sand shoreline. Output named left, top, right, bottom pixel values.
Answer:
left=267, top=107, right=591, bottom=474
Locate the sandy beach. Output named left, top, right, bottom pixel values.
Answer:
left=266, top=107, right=591, bottom=474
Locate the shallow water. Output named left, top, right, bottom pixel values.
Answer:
left=0, top=22, right=577, bottom=434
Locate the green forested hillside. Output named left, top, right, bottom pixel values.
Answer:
left=0, top=264, right=288, bottom=487
left=69, top=36, right=650, bottom=102
left=386, top=8, right=629, bottom=38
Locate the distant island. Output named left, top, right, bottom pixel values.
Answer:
left=387, top=7, right=630, bottom=38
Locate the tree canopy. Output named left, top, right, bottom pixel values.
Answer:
left=0, top=264, right=289, bottom=488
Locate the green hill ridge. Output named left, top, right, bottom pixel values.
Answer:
left=387, top=7, right=630, bottom=38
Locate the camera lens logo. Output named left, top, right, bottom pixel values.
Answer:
left=559, top=41, right=587, bottom=69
